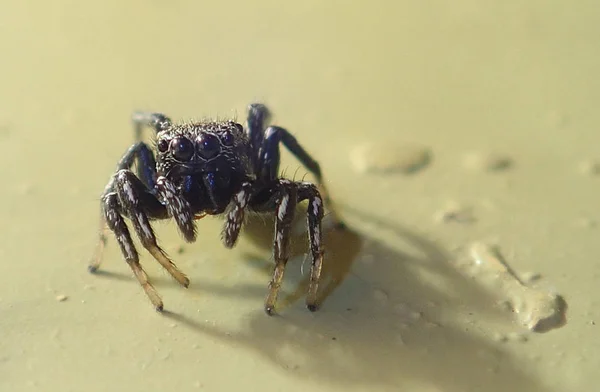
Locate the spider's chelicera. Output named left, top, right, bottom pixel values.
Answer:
left=89, top=103, right=343, bottom=315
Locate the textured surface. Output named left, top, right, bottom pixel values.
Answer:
left=1, top=1, right=598, bottom=391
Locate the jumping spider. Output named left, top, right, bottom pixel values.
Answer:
left=89, top=103, right=343, bottom=315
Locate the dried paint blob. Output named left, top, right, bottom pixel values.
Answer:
left=578, top=160, right=600, bottom=176
left=350, top=142, right=432, bottom=174
left=545, top=111, right=570, bottom=129
left=512, top=291, right=567, bottom=333
left=55, top=294, right=68, bottom=302
left=574, top=218, right=598, bottom=229
left=467, top=242, right=567, bottom=333
left=462, top=151, right=513, bottom=172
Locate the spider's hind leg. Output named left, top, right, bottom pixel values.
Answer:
left=99, top=190, right=164, bottom=310
left=131, top=111, right=172, bottom=188
left=246, top=103, right=270, bottom=152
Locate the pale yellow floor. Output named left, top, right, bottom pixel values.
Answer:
left=1, top=2, right=598, bottom=391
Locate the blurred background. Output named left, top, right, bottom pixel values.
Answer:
left=1, top=1, right=598, bottom=391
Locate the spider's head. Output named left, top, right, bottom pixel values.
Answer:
left=154, top=120, right=252, bottom=179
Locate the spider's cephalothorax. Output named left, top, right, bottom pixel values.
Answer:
left=155, top=120, right=255, bottom=217
left=89, top=103, right=343, bottom=315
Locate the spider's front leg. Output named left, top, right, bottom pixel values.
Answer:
left=93, top=169, right=190, bottom=311
left=89, top=147, right=194, bottom=311
left=99, top=183, right=162, bottom=310
left=90, top=141, right=160, bottom=271
left=90, top=112, right=172, bottom=267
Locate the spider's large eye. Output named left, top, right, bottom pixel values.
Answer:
left=170, top=136, right=194, bottom=161
left=196, top=133, right=220, bottom=159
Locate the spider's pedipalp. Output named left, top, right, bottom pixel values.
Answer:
left=222, top=181, right=254, bottom=248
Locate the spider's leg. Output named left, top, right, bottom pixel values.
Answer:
left=132, top=111, right=172, bottom=136
left=112, top=170, right=190, bottom=295
left=246, top=103, right=270, bottom=154
left=131, top=111, right=171, bottom=188
left=134, top=143, right=157, bottom=190
left=131, top=112, right=172, bottom=189
left=259, top=125, right=344, bottom=229
left=90, top=141, right=158, bottom=270
left=264, top=179, right=298, bottom=315
left=101, top=191, right=163, bottom=310
left=222, top=181, right=254, bottom=248
left=297, top=182, right=325, bottom=311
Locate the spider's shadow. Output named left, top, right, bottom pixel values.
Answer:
left=158, top=207, right=546, bottom=392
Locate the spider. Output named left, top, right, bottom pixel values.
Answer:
left=89, top=103, right=344, bottom=315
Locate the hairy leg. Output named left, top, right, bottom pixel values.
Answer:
left=297, top=182, right=325, bottom=311
left=245, top=103, right=270, bottom=153
left=113, top=170, right=189, bottom=287
left=101, top=191, right=164, bottom=309
left=259, top=125, right=344, bottom=229
left=90, top=141, right=160, bottom=271
left=264, top=179, right=298, bottom=315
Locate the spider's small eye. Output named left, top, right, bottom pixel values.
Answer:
left=157, top=138, right=169, bottom=153
left=170, top=136, right=194, bottom=161
left=222, top=130, right=234, bottom=146
left=197, top=133, right=221, bottom=159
